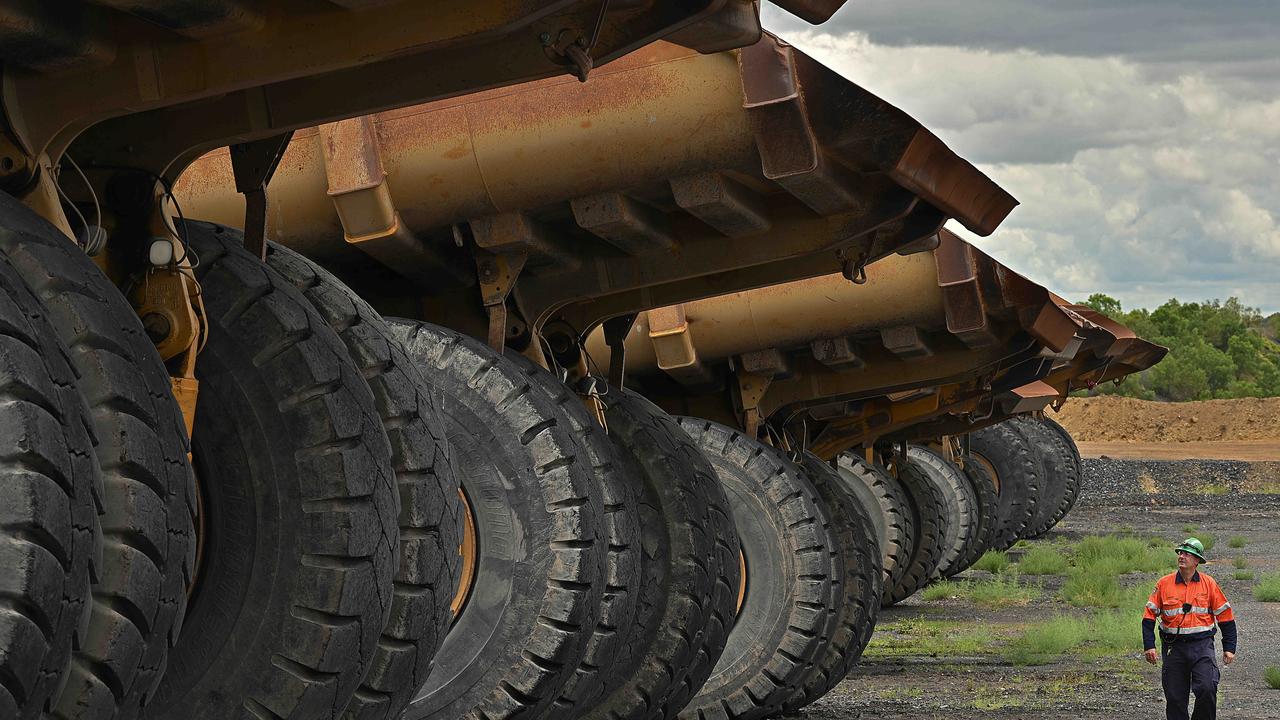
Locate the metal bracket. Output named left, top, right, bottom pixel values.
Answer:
left=0, top=127, right=36, bottom=195
left=231, top=131, right=294, bottom=260
left=476, top=250, right=527, bottom=352
left=602, top=313, right=637, bottom=389
left=735, top=370, right=772, bottom=438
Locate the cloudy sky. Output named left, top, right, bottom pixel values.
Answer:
left=763, top=1, right=1280, bottom=313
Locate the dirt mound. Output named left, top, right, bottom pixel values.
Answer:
left=1053, top=396, right=1280, bottom=443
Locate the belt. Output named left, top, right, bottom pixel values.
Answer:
left=1161, top=629, right=1215, bottom=644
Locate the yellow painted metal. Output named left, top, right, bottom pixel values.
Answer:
left=175, top=43, right=756, bottom=259
left=584, top=253, right=945, bottom=373
left=21, top=157, right=75, bottom=240
left=12, top=2, right=669, bottom=162
left=171, top=376, right=200, bottom=442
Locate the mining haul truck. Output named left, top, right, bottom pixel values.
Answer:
left=0, top=4, right=1162, bottom=720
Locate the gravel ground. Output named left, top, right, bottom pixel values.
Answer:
left=1080, top=457, right=1280, bottom=509
left=794, top=482, right=1280, bottom=719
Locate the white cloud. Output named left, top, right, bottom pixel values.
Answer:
left=773, top=28, right=1280, bottom=313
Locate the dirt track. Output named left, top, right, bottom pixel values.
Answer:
left=1055, top=396, right=1280, bottom=443
left=1079, top=440, right=1280, bottom=461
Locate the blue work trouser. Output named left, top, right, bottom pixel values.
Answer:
left=1161, top=634, right=1219, bottom=720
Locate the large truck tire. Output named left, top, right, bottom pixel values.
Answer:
left=834, top=453, right=915, bottom=594
left=0, top=256, right=100, bottom=719
left=882, top=455, right=947, bottom=606
left=1011, top=416, right=1078, bottom=539
left=950, top=455, right=999, bottom=576
left=496, top=354, right=641, bottom=714
left=1039, top=415, right=1084, bottom=521
left=904, top=446, right=978, bottom=580
left=400, top=324, right=640, bottom=714
left=968, top=422, right=1041, bottom=551
left=673, top=419, right=832, bottom=720
left=265, top=244, right=460, bottom=720
left=0, top=191, right=196, bottom=720
left=149, top=224, right=399, bottom=719
left=579, top=387, right=738, bottom=720
left=783, top=452, right=883, bottom=712
left=387, top=321, right=606, bottom=720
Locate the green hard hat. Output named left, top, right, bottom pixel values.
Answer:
left=1175, top=537, right=1207, bottom=563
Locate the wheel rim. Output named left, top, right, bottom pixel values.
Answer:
left=735, top=549, right=748, bottom=616
left=970, top=452, right=1000, bottom=495
left=450, top=487, right=479, bottom=619
left=188, top=464, right=207, bottom=599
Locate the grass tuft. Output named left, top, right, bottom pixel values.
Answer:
left=1072, top=535, right=1169, bottom=574
left=1228, top=536, right=1247, bottom=549
left=1234, top=571, right=1254, bottom=582
left=973, top=550, right=1010, bottom=574
left=1061, top=573, right=1150, bottom=608
left=922, top=581, right=963, bottom=602
left=863, top=617, right=997, bottom=658
left=1266, top=666, right=1280, bottom=690
left=1233, top=556, right=1248, bottom=569
left=1255, top=573, right=1280, bottom=602
left=1007, top=610, right=1135, bottom=665
left=922, top=576, right=1041, bottom=608
left=1008, top=616, right=1082, bottom=665
left=1018, top=546, right=1069, bottom=575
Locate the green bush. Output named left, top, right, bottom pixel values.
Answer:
left=1233, top=556, right=1248, bottom=569
left=1076, top=295, right=1280, bottom=401
left=973, top=550, right=1010, bottom=574
left=1234, top=571, right=1254, bottom=582
left=1266, top=666, right=1280, bottom=690
left=1255, top=573, right=1280, bottom=602
left=1228, top=536, right=1247, bottom=549
left=1018, top=546, right=1069, bottom=575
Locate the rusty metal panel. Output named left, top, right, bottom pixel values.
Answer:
left=771, top=0, right=848, bottom=24
left=670, top=172, right=771, bottom=237
left=888, top=130, right=1018, bottom=236
left=94, top=1, right=261, bottom=37
left=571, top=192, right=676, bottom=255
left=583, top=253, right=945, bottom=372
left=0, top=3, right=114, bottom=71
left=933, top=229, right=995, bottom=347
left=880, top=325, right=933, bottom=359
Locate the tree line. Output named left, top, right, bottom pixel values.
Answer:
left=1078, top=295, right=1280, bottom=401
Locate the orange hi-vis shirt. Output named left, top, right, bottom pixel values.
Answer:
left=1144, top=571, right=1234, bottom=638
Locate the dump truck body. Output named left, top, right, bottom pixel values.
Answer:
left=177, top=34, right=1015, bottom=347
left=582, top=229, right=1164, bottom=456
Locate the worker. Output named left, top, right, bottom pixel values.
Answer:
left=1142, top=537, right=1237, bottom=720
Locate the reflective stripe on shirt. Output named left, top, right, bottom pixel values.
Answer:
left=1160, top=606, right=1211, bottom=617
left=1159, top=623, right=1215, bottom=635
left=1213, top=603, right=1231, bottom=616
